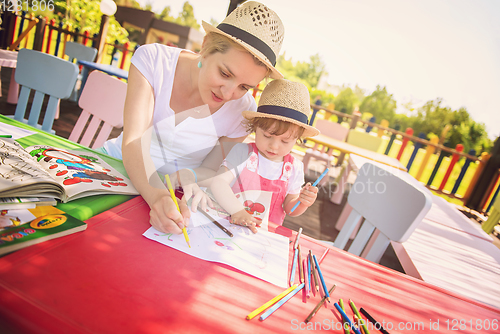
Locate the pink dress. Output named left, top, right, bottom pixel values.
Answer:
left=231, top=143, right=294, bottom=225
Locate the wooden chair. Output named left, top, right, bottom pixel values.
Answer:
left=302, top=120, right=349, bottom=185
left=13, top=48, right=78, bottom=134
left=64, top=41, right=98, bottom=102
left=333, top=163, right=432, bottom=263
left=68, top=70, right=127, bottom=148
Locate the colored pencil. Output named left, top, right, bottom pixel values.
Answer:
left=164, top=174, right=190, bottom=248
left=312, top=254, right=329, bottom=302
left=304, top=284, right=336, bottom=323
left=290, top=248, right=298, bottom=286
left=246, top=284, right=298, bottom=320
left=350, top=300, right=370, bottom=334
left=293, top=227, right=303, bottom=249
left=298, top=245, right=304, bottom=283
left=360, top=308, right=390, bottom=334
left=303, top=259, right=309, bottom=298
left=334, top=303, right=362, bottom=334
left=198, top=207, right=233, bottom=237
left=319, top=247, right=330, bottom=264
left=259, top=283, right=305, bottom=321
left=309, top=251, right=319, bottom=294
left=307, top=254, right=312, bottom=294
left=290, top=168, right=329, bottom=213
left=339, top=299, right=350, bottom=334
left=0, top=135, right=12, bottom=138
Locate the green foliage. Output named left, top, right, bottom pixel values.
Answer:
left=154, top=1, right=200, bottom=29
left=359, top=85, right=397, bottom=124
left=334, top=87, right=359, bottom=115
left=29, top=0, right=129, bottom=44
left=277, top=53, right=327, bottom=89
left=405, top=99, right=492, bottom=156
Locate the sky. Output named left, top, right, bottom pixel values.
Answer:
left=135, top=0, right=500, bottom=139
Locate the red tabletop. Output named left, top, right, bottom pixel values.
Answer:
left=0, top=196, right=499, bottom=333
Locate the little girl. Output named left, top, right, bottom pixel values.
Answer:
left=210, top=79, right=320, bottom=233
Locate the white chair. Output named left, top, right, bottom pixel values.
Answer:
left=302, top=120, right=349, bottom=185
left=333, top=163, right=432, bottom=263
left=13, top=48, right=78, bottom=134
left=64, top=41, right=97, bottom=102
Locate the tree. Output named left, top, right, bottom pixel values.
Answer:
left=276, top=53, right=327, bottom=89
left=173, top=2, right=200, bottom=29
left=334, top=87, right=359, bottom=115
left=359, top=85, right=397, bottom=124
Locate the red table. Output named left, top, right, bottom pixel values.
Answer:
left=0, top=196, right=499, bottom=333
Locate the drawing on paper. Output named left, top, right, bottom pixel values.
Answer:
left=143, top=208, right=289, bottom=287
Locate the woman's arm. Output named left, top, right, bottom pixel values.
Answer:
left=174, top=135, right=247, bottom=211
left=122, top=65, right=190, bottom=234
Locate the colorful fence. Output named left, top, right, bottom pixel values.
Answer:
left=2, top=11, right=497, bottom=214
left=0, top=11, right=135, bottom=68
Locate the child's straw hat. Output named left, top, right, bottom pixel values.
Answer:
left=202, top=1, right=284, bottom=79
left=242, top=79, right=320, bottom=138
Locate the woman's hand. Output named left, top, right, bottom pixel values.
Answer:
left=230, top=209, right=260, bottom=234
left=148, top=189, right=191, bottom=234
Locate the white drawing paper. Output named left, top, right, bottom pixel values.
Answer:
left=143, top=209, right=289, bottom=287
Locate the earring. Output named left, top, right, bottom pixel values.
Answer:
left=197, top=61, right=202, bottom=68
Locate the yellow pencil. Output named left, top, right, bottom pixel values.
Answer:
left=164, top=174, right=190, bottom=248
left=246, top=284, right=298, bottom=320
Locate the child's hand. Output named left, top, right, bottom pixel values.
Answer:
left=230, top=209, right=260, bottom=234
left=182, top=183, right=213, bottom=213
left=299, top=182, right=318, bottom=207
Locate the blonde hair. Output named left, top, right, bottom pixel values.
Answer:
left=201, top=33, right=270, bottom=76
left=245, top=117, right=305, bottom=143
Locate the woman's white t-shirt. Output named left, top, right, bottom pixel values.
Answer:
left=104, top=44, right=256, bottom=175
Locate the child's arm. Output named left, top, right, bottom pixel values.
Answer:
left=210, top=166, right=260, bottom=233
left=284, top=183, right=318, bottom=217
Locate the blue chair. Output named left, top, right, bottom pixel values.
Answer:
left=64, top=41, right=97, bottom=101
left=13, top=48, right=79, bottom=134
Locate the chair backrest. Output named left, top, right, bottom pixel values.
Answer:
left=65, top=41, right=97, bottom=63
left=333, top=163, right=432, bottom=263
left=69, top=70, right=127, bottom=148
left=347, top=130, right=382, bottom=152
left=314, top=119, right=349, bottom=141
left=14, top=48, right=79, bottom=134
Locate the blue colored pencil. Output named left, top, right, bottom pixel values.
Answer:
left=334, top=303, right=362, bottom=334
left=307, top=255, right=312, bottom=293
left=259, top=283, right=305, bottom=321
left=290, top=168, right=329, bottom=213
left=312, top=254, right=329, bottom=302
left=290, top=248, right=298, bottom=286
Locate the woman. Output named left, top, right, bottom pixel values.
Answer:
left=103, top=1, right=284, bottom=234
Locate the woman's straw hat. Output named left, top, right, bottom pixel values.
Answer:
left=202, top=1, right=284, bottom=79
left=242, top=79, right=320, bottom=138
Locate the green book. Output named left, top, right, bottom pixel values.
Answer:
left=0, top=207, right=87, bottom=256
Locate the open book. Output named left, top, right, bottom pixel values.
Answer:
left=0, top=139, right=138, bottom=203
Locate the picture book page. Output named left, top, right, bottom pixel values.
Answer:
left=143, top=208, right=289, bottom=288
left=0, top=139, right=59, bottom=193
left=26, top=146, right=138, bottom=199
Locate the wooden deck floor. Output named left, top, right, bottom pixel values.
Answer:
left=0, top=66, right=422, bottom=274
